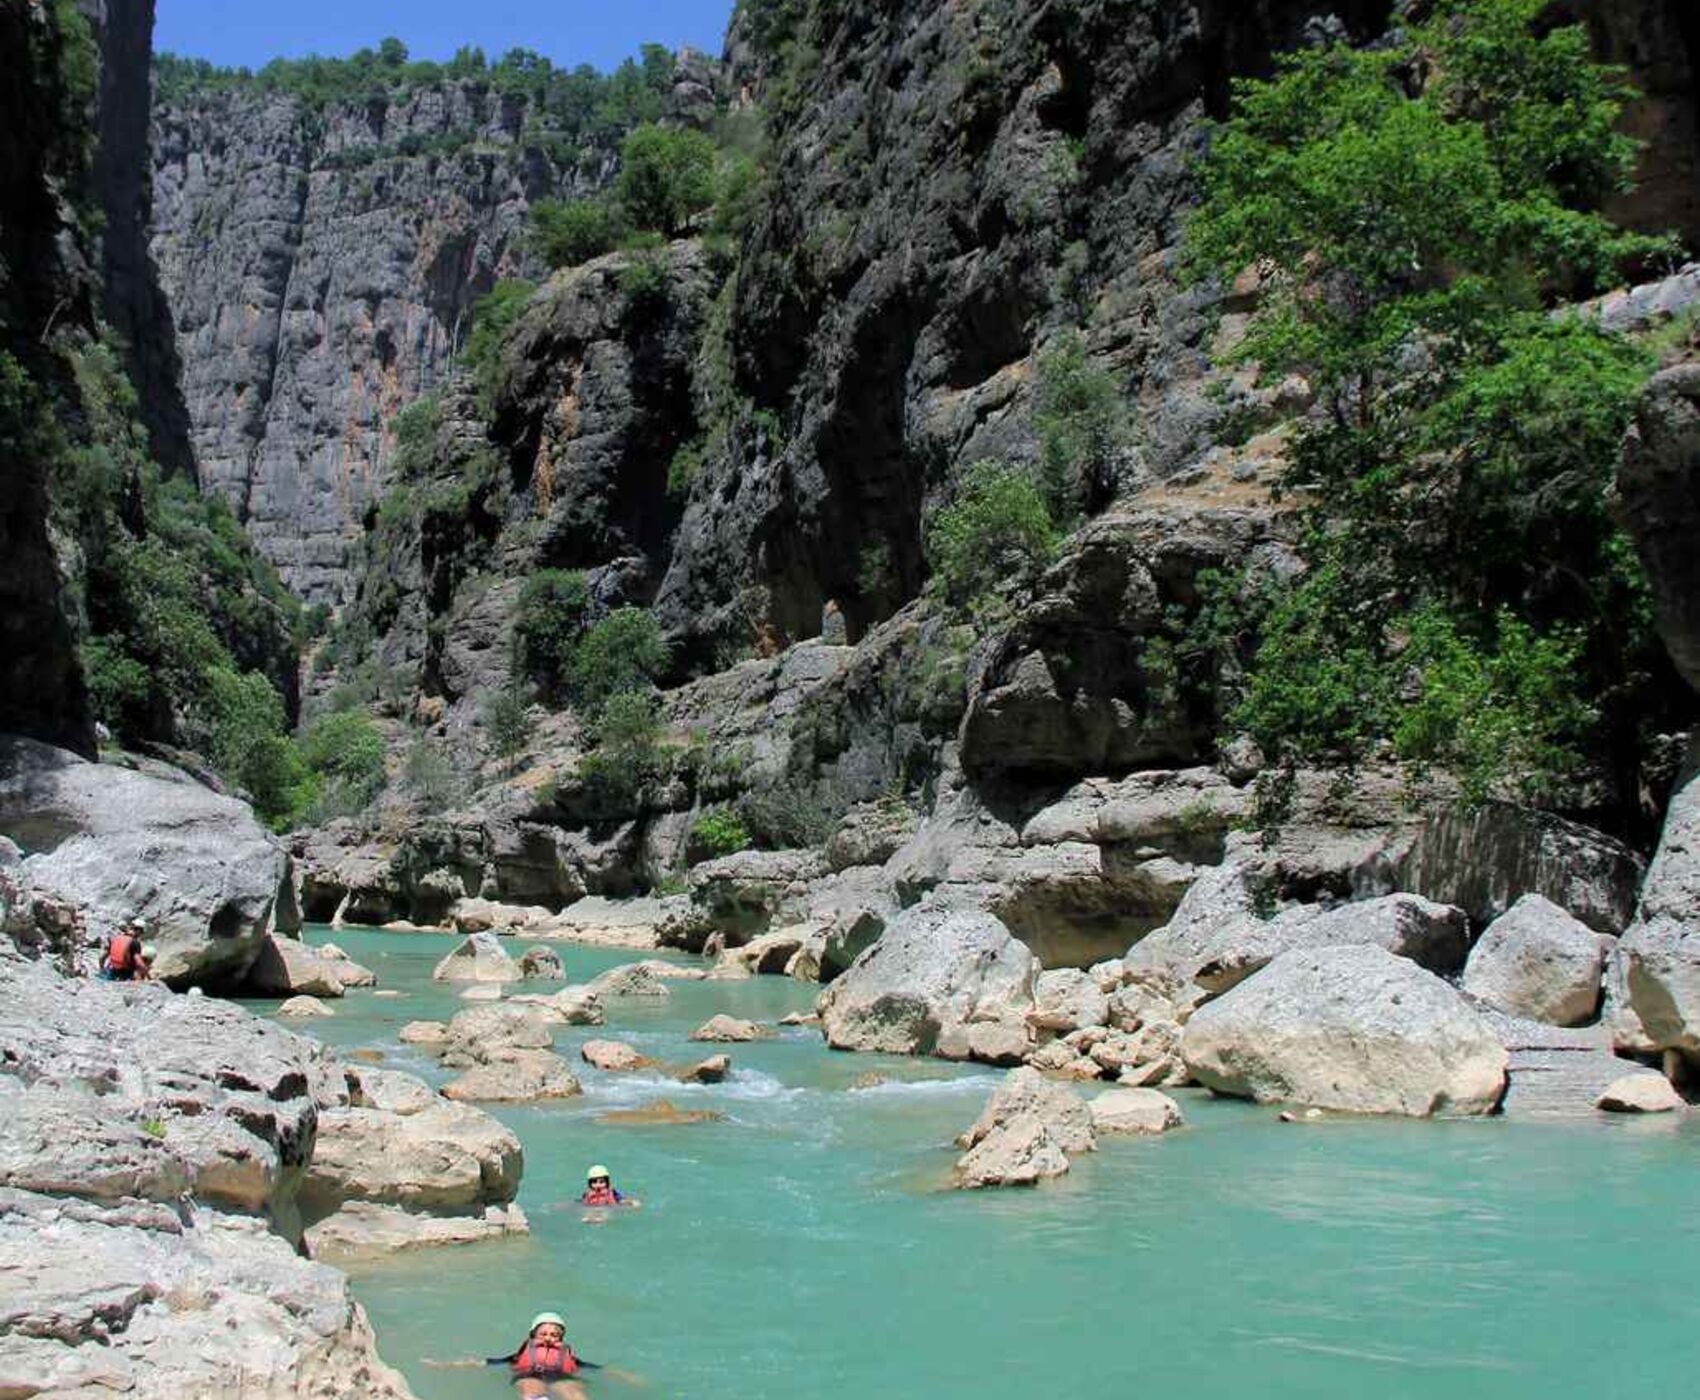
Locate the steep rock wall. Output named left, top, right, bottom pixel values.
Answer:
left=150, top=55, right=718, bottom=605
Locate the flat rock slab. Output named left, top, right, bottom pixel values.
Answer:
left=1090, top=1088, right=1184, bottom=1134
left=690, top=1015, right=767, bottom=1042
left=303, top=1201, right=529, bottom=1261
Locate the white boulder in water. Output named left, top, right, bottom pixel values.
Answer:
left=432, top=931, right=522, bottom=984
left=1182, top=945, right=1507, bottom=1117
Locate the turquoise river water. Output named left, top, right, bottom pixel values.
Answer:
left=275, top=927, right=1700, bottom=1400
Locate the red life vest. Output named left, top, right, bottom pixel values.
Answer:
left=581, top=1184, right=621, bottom=1206
left=104, top=933, right=142, bottom=976
left=511, top=1338, right=577, bottom=1380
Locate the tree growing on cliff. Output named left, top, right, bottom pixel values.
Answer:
left=1182, top=0, right=1680, bottom=822
left=616, top=125, right=719, bottom=238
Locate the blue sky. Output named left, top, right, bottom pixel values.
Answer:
left=155, top=1, right=737, bottom=73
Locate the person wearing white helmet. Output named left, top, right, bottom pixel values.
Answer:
left=579, top=1163, right=641, bottom=1210
left=100, top=920, right=154, bottom=981
left=501, top=1311, right=588, bottom=1398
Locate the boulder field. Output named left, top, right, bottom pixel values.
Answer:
left=0, top=845, right=538, bottom=1396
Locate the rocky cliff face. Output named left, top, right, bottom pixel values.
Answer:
left=150, top=54, right=718, bottom=605
left=0, top=2, right=97, bottom=756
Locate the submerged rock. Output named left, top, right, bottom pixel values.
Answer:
left=596, top=1100, right=726, bottom=1126
left=689, top=1014, right=767, bottom=1043
left=1181, top=946, right=1508, bottom=1117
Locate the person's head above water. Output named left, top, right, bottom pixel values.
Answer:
left=586, top=1165, right=610, bottom=1184
left=528, top=1311, right=566, bottom=1341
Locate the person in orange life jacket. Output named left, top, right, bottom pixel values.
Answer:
left=579, top=1164, right=640, bottom=1208
left=101, top=922, right=154, bottom=981
left=504, top=1312, right=587, bottom=1399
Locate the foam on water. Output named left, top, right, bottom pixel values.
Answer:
left=280, top=927, right=1700, bottom=1400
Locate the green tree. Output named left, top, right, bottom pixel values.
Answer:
left=1181, top=0, right=1678, bottom=818
left=203, top=668, right=314, bottom=829
left=570, top=608, right=669, bottom=711
left=301, top=710, right=387, bottom=812
left=925, top=460, right=1058, bottom=611
left=615, top=124, right=718, bottom=237
left=483, top=688, right=533, bottom=770
left=1033, top=330, right=1126, bottom=517
left=516, top=569, right=591, bottom=690
left=531, top=199, right=622, bottom=268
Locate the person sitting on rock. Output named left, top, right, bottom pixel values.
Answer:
left=579, top=1164, right=640, bottom=1209
left=101, top=922, right=154, bottom=981
left=505, top=1311, right=587, bottom=1399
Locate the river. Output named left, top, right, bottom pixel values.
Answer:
left=278, top=927, right=1700, bottom=1400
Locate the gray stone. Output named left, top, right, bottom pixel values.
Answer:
left=0, top=738, right=295, bottom=985
left=1182, top=946, right=1508, bottom=1117
left=1089, top=1088, right=1184, bottom=1135
left=819, top=904, right=1039, bottom=1057
left=441, top=1051, right=583, bottom=1104
left=689, top=1015, right=767, bottom=1043
left=1597, top=1073, right=1685, bottom=1114
left=1462, top=894, right=1611, bottom=1026
left=243, top=935, right=350, bottom=998
left=432, top=931, right=522, bottom=984
left=302, top=1102, right=522, bottom=1215
left=303, top=1201, right=529, bottom=1262
left=952, top=1067, right=1096, bottom=1189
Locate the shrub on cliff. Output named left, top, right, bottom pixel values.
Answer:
left=690, top=806, right=751, bottom=862
left=516, top=569, right=592, bottom=691
left=300, top=710, right=387, bottom=815
left=532, top=199, right=623, bottom=269
left=570, top=608, right=669, bottom=712
left=1182, top=0, right=1679, bottom=823
left=459, top=281, right=536, bottom=408
left=925, top=460, right=1058, bottom=612
left=616, top=125, right=718, bottom=238
left=577, top=690, right=667, bottom=809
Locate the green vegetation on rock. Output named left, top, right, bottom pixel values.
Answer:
left=1183, top=0, right=1679, bottom=820
left=926, top=460, right=1059, bottom=612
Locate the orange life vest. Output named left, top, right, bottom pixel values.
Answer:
left=510, top=1338, right=577, bottom=1380
left=581, top=1184, right=622, bottom=1206
left=104, top=932, right=143, bottom=977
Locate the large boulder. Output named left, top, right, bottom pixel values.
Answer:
left=0, top=1193, right=419, bottom=1399
left=818, top=905, right=1039, bottom=1057
left=952, top=1067, right=1096, bottom=1189
left=441, top=1051, right=583, bottom=1104
left=1192, top=894, right=1470, bottom=994
left=243, top=935, right=355, bottom=999
left=1129, top=865, right=1467, bottom=993
left=301, top=1101, right=522, bottom=1215
left=0, top=738, right=296, bottom=985
left=439, top=1004, right=555, bottom=1067
left=1181, top=946, right=1508, bottom=1116
left=1462, top=894, right=1611, bottom=1026
left=1392, top=802, right=1643, bottom=934
left=585, top=961, right=671, bottom=998
left=1620, top=753, right=1700, bottom=1061
left=432, top=930, right=522, bottom=984
left=0, top=957, right=330, bottom=1221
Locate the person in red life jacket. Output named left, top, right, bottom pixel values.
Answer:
left=505, top=1312, right=586, bottom=1399
left=101, top=922, right=154, bottom=981
left=578, top=1164, right=641, bottom=1210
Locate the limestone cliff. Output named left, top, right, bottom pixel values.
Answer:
left=150, top=51, right=720, bottom=604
